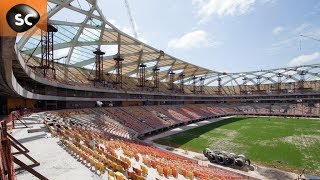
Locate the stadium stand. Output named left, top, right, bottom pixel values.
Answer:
left=1, top=0, right=320, bottom=179
left=32, top=102, right=319, bottom=179
left=42, top=103, right=320, bottom=140
left=44, top=112, right=247, bottom=180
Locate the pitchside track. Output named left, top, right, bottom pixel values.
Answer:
left=155, top=116, right=320, bottom=175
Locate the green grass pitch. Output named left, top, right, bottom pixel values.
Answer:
left=154, top=116, right=320, bottom=175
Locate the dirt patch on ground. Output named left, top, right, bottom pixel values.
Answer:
left=256, top=139, right=278, bottom=147
left=207, top=129, right=245, bottom=153
left=281, top=135, right=320, bottom=148
left=281, top=134, right=320, bottom=170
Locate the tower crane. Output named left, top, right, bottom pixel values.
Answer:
left=300, top=34, right=320, bottom=50
left=123, top=0, right=138, bottom=39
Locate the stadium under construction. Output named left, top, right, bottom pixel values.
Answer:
left=0, top=0, right=320, bottom=179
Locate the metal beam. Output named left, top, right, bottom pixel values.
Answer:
left=22, top=41, right=139, bottom=55
left=103, top=58, right=159, bottom=73
left=66, top=7, right=96, bottom=64
left=124, top=49, right=144, bottom=76
left=17, top=0, right=75, bottom=49
left=49, top=20, right=116, bottom=32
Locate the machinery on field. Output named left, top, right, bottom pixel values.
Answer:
left=203, top=148, right=251, bottom=169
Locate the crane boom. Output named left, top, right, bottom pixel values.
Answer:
left=124, top=0, right=138, bottom=38
left=300, top=34, right=320, bottom=42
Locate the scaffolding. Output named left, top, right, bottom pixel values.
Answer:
left=298, top=70, right=307, bottom=93
left=91, top=49, right=105, bottom=86
left=277, top=73, right=283, bottom=93
left=138, top=63, right=146, bottom=88
left=39, top=25, right=58, bottom=79
left=256, top=75, right=261, bottom=93
left=114, top=55, right=124, bottom=88
left=199, top=77, right=205, bottom=94
left=153, top=67, right=160, bottom=90
left=242, top=77, right=248, bottom=94
left=1, top=113, right=47, bottom=180
left=218, top=75, right=222, bottom=95
left=179, top=74, right=185, bottom=93
left=192, top=76, right=197, bottom=94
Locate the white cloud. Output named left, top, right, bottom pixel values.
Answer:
left=272, top=26, right=285, bottom=35
left=288, top=52, right=320, bottom=67
left=308, top=1, right=320, bottom=16
left=292, top=23, right=311, bottom=35
left=168, top=30, right=217, bottom=49
left=192, top=0, right=257, bottom=22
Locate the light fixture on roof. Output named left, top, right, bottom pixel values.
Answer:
left=168, top=71, right=175, bottom=90
left=159, top=50, right=165, bottom=57
left=277, top=73, right=283, bottom=77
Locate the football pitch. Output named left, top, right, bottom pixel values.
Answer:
left=154, top=116, right=320, bottom=175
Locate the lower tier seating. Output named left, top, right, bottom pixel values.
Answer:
left=44, top=117, right=246, bottom=180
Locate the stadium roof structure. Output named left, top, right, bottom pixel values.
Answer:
left=16, top=0, right=320, bottom=87
left=17, top=0, right=217, bottom=84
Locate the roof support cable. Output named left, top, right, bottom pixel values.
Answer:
left=26, top=41, right=41, bottom=64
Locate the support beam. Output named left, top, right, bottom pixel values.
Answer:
left=22, top=41, right=138, bottom=56
left=72, top=52, right=157, bottom=68
left=179, top=74, right=185, bottom=93
left=192, top=76, right=197, bottom=94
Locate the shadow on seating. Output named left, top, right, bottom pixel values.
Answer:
left=17, top=133, right=47, bottom=144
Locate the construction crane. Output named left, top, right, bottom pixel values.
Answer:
left=300, top=34, right=320, bottom=42
left=300, top=34, right=320, bottom=50
left=124, top=0, right=138, bottom=39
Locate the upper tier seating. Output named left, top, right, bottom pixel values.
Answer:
left=49, top=103, right=320, bottom=138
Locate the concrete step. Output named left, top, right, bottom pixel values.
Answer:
left=22, top=117, right=38, bottom=121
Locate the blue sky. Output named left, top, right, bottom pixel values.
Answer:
left=97, top=0, right=320, bottom=73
